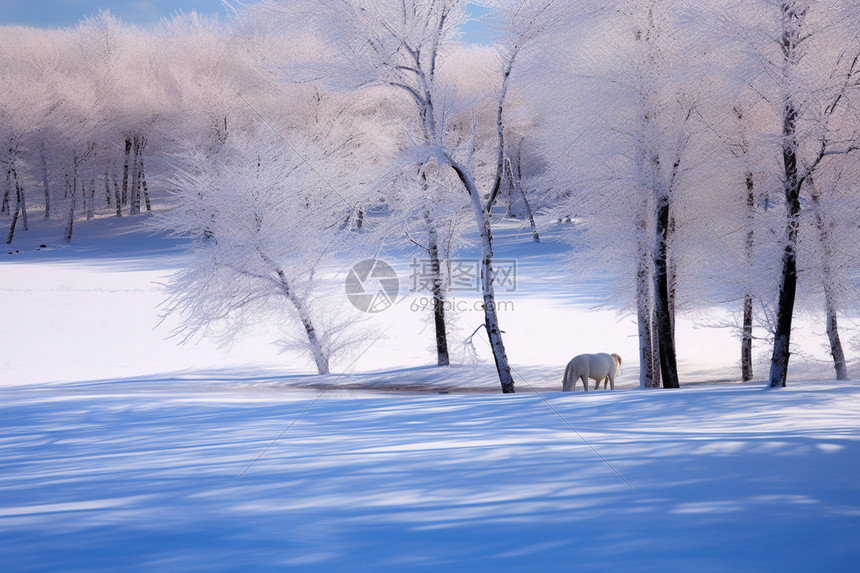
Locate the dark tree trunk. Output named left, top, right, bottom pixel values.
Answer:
left=130, top=136, right=141, bottom=215
left=5, top=174, right=24, bottom=244
left=768, top=229, right=799, bottom=388
left=742, top=171, right=756, bottom=382
left=1, top=168, right=9, bottom=215
left=139, top=158, right=151, bottom=212
left=427, top=223, right=450, bottom=367
left=136, top=136, right=151, bottom=212
left=104, top=170, right=112, bottom=207
left=667, top=215, right=676, bottom=339
left=768, top=102, right=801, bottom=388
left=19, top=179, right=28, bottom=232
left=6, top=204, right=19, bottom=245
left=86, top=179, right=95, bottom=220
left=65, top=159, right=77, bottom=243
left=121, top=137, right=131, bottom=206
left=654, top=195, right=680, bottom=388
left=41, top=144, right=51, bottom=218
left=113, top=174, right=122, bottom=217
left=742, top=294, right=754, bottom=381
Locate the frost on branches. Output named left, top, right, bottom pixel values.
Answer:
left=152, top=132, right=358, bottom=375
left=258, top=0, right=557, bottom=392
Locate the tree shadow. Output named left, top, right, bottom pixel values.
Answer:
left=1, top=380, right=859, bottom=571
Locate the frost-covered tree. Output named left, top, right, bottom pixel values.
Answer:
left=152, top=131, right=357, bottom=375
left=711, top=0, right=860, bottom=386
left=254, top=0, right=556, bottom=392
left=532, top=0, right=705, bottom=388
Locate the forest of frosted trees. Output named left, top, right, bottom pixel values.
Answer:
left=2, top=1, right=859, bottom=392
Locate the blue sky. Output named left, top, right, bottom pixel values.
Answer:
left=0, top=1, right=494, bottom=43
left=0, top=0, right=229, bottom=27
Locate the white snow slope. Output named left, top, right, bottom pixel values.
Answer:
left=2, top=216, right=859, bottom=572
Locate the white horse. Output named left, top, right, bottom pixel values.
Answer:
left=562, top=353, right=622, bottom=392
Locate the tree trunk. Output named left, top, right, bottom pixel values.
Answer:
left=650, top=305, right=662, bottom=385
left=139, top=158, right=151, bottom=212
left=653, top=195, right=680, bottom=388
left=5, top=175, right=23, bottom=244
left=452, top=161, right=515, bottom=393
left=637, top=283, right=658, bottom=388
left=742, top=294, right=754, bottom=381
left=769, top=0, right=809, bottom=389
left=520, top=188, right=540, bottom=243
left=742, top=171, right=756, bottom=381
left=86, top=179, right=95, bottom=220
left=113, top=174, right=122, bottom=217
left=137, top=136, right=151, bottom=212
left=20, top=186, right=28, bottom=232
left=824, top=288, right=849, bottom=380
left=427, top=223, right=450, bottom=367
left=121, top=137, right=131, bottom=206
left=667, top=217, right=676, bottom=340
left=769, top=3, right=804, bottom=388
left=65, top=161, right=77, bottom=243
left=768, top=230, right=799, bottom=388
left=811, top=184, right=849, bottom=380
left=298, top=309, right=330, bottom=375
left=130, top=136, right=141, bottom=215
left=636, top=204, right=659, bottom=388
left=41, top=144, right=51, bottom=218
left=104, top=170, right=112, bottom=207
left=418, top=169, right=451, bottom=368
left=1, top=167, right=9, bottom=215
left=506, top=149, right=540, bottom=243
left=277, top=268, right=329, bottom=375
left=768, top=107, right=801, bottom=387
left=479, top=228, right=515, bottom=393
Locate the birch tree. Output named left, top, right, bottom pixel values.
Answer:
left=257, top=0, right=555, bottom=392
left=714, top=0, right=860, bottom=386
left=533, top=0, right=703, bottom=388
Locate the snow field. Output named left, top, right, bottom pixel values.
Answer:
left=1, top=379, right=859, bottom=571
left=1, top=219, right=859, bottom=570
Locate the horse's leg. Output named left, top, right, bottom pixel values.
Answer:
left=580, top=374, right=589, bottom=392
left=608, top=373, right=615, bottom=390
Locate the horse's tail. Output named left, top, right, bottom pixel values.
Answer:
left=611, top=353, right=622, bottom=376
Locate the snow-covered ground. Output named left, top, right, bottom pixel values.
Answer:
left=2, top=216, right=860, bottom=571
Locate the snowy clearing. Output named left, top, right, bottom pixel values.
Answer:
left=2, top=379, right=859, bottom=571
left=2, top=218, right=859, bottom=571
